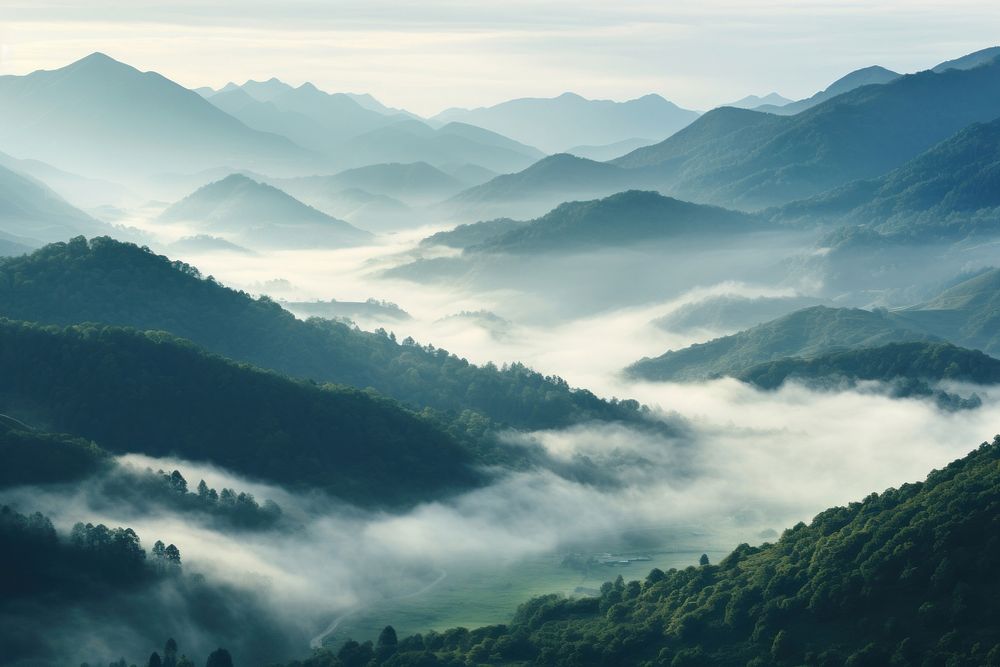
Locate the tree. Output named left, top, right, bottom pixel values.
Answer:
left=699, top=553, right=710, bottom=566
left=197, top=480, right=209, bottom=498
left=164, top=544, right=181, bottom=566
left=169, top=471, right=187, bottom=493
left=204, top=648, right=233, bottom=667
left=147, top=653, right=162, bottom=667
left=377, top=625, right=398, bottom=649
left=163, top=639, right=177, bottom=667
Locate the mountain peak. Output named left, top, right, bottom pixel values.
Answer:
left=65, top=52, right=130, bottom=72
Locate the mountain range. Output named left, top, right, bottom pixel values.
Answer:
left=0, top=53, right=311, bottom=181
left=612, top=58, right=1000, bottom=209
left=432, top=92, right=699, bottom=154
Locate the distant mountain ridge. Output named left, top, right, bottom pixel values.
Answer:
left=433, top=92, right=699, bottom=153
left=754, top=66, right=901, bottom=115
left=612, top=58, right=1000, bottom=209
left=0, top=53, right=312, bottom=181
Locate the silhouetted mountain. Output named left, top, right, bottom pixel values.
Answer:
left=0, top=318, right=477, bottom=506
left=0, top=163, right=116, bottom=244
left=565, top=138, right=655, bottom=162
left=468, top=190, right=760, bottom=255
left=0, top=237, right=645, bottom=432
left=159, top=173, right=372, bottom=248
left=166, top=235, right=255, bottom=255
left=360, top=436, right=1000, bottom=666
left=776, top=116, right=1000, bottom=238
left=336, top=120, right=544, bottom=173
left=446, top=153, right=649, bottom=220
left=208, top=80, right=404, bottom=151
left=0, top=150, right=135, bottom=210
left=725, top=92, right=792, bottom=109
left=613, top=60, right=1000, bottom=208
left=755, top=66, right=900, bottom=115
left=433, top=92, right=699, bottom=153
left=932, top=46, right=1000, bottom=72
left=628, top=306, right=936, bottom=381
left=895, top=268, right=1000, bottom=355
left=653, top=294, right=827, bottom=335
left=0, top=53, right=311, bottom=181
left=281, top=162, right=465, bottom=206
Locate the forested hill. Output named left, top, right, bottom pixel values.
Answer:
left=288, top=436, right=1000, bottom=666
left=0, top=237, right=645, bottom=430
left=737, top=341, right=1000, bottom=390
left=0, top=319, right=479, bottom=506
left=627, top=306, right=936, bottom=382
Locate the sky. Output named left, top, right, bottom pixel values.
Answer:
left=1, top=0, right=1000, bottom=116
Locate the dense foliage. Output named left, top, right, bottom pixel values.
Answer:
left=776, top=117, right=1000, bottom=240
left=897, top=268, right=1000, bottom=356
left=0, top=318, right=479, bottom=506
left=0, top=505, right=298, bottom=666
left=0, top=425, right=111, bottom=487
left=288, top=436, right=1000, bottom=666
left=628, top=306, right=936, bottom=382
left=738, top=341, right=1000, bottom=389
left=0, top=237, right=645, bottom=431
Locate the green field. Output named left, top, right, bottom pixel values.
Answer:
left=322, top=544, right=732, bottom=648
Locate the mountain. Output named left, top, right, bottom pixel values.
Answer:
left=420, top=218, right=529, bottom=250
left=895, top=268, right=1000, bottom=355
left=737, top=340, right=1000, bottom=392
left=0, top=237, right=645, bottom=432
left=0, top=163, right=116, bottom=244
left=445, top=153, right=650, bottom=220
left=468, top=190, right=761, bottom=255
left=207, top=80, right=404, bottom=151
left=565, top=138, right=655, bottom=162
left=725, top=92, right=792, bottom=109
left=432, top=92, right=699, bottom=153
left=165, top=235, right=255, bottom=255
left=627, top=306, right=936, bottom=381
left=0, top=318, right=477, bottom=506
left=653, top=294, right=827, bottom=335
left=158, top=173, right=372, bottom=248
left=775, top=116, right=1000, bottom=237
left=335, top=120, right=545, bottom=173
left=0, top=53, right=311, bottom=181
left=755, top=65, right=901, bottom=115
left=0, top=150, right=135, bottom=210
left=332, top=436, right=1000, bottom=666
left=613, top=59, right=1000, bottom=209
left=280, top=162, right=465, bottom=206
left=932, top=45, right=1000, bottom=72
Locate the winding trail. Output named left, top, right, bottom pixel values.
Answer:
left=309, top=568, right=448, bottom=649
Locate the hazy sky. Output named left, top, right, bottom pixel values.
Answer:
left=2, top=0, right=999, bottom=115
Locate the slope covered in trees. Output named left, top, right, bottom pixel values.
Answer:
left=776, top=116, right=1000, bottom=239
left=0, top=237, right=644, bottom=431
left=895, top=268, right=1000, bottom=355
left=627, top=306, right=936, bottom=381
left=467, top=190, right=761, bottom=255
left=287, top=436, right=1000, bottom=666
left=0, top=319, right=478, bottom=506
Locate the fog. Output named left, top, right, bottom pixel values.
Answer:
left=6, top=211, right=1000, bottom=664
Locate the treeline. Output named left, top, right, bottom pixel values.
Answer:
left=0, top=236, right=646, bottom=432
left=0, top=318, right=479, bottom=506
left=285, top=436, right=1000, bottom=666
